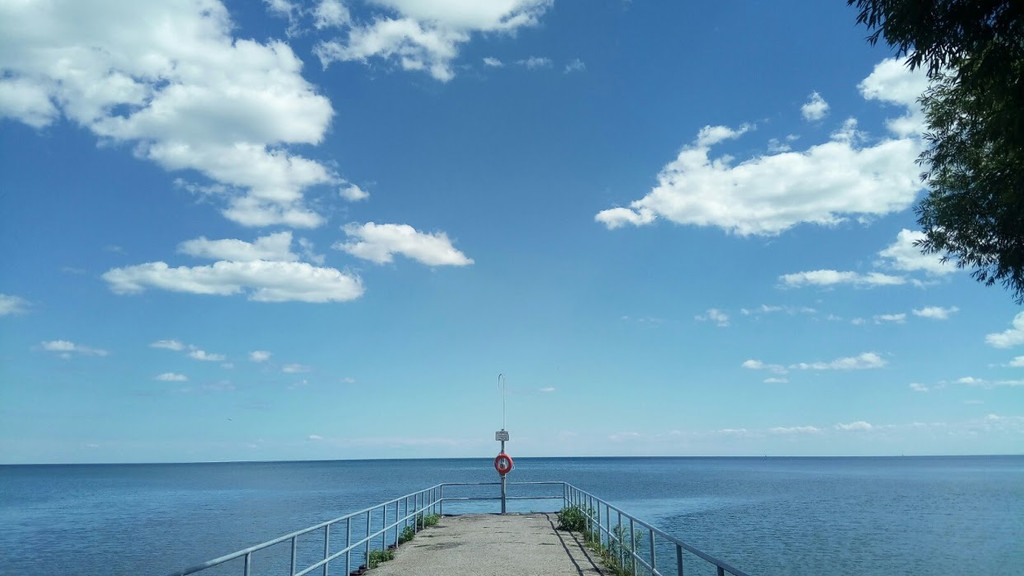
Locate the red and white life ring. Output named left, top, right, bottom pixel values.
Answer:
left=494, top=452, right=514, bottom=476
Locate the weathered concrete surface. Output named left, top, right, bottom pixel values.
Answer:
left=368, top=513, right=606, bottom=576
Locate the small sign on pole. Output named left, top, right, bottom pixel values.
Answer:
left=495, top=430, right=509, bottom=442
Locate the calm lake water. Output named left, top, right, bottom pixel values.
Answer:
left=1, top=456, right=1021, bottom=575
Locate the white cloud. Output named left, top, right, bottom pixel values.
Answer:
left=763, top=377, right=789, bottom=383
left=877, top=229, right=957, bottom=275
left=313, top=0, right=350, bottom=29
left=283, top=363, right=311, bottom=373
left=189, top=348, right=226, bottom=362
left=769, top=426, right=820, bottom=434
left=780, top=270, right=906, bottom=288
left=155, top=372, right=188, bottom=382
left=308, top=434, right=324, bottom=440
left=0, top=293, right=29, bottom=316
left=909, top=382, right=929, bottom=392
left=314, top=0, right=552, bottom=82
left=0, top=0, right=337, bottom=228
left=956, top=376, right=1024, bottom=388
left=791, top=352, right=886, bottom=371
left=801, top=91, right=829, bottom=121
left=250, top=350, right=272, bottom=362
left=0, top=77, right=57, bottom=128
left=340, top=183, right=369, bottom=201
left=539, top=386, right=556, bottom=392
left=563, top=58, right=586, bottom=74
left=912, top=306, right=959, bottom=320
left=874, top=313, right=906, bottom=324
left=745, top=304, right=783, bottom=315
left=336, top=222, right=473, bottom=266
left=483, top=57, right=504, bottom=67
left=1009, top=356, right=1024, bottom=367
left=178, top=232, right=299, bottom=262
left=695, top=308, right=729, bottom=327
left=742, top=359, right=786, bottom=374
left=151, top=339, right=186, bottom=351
left=857, top=57, right=930, bottom=137
left=985, top=312, right=1024, bottom=349
left=518, top=56, right=551, bottom=69
left=783, top=228, right=960, bottom=292
left=835, top=421, right=873, bottom=431
left=596, top=60, right=927, bottom=235
left=104, top=260, right=364, bottom=303
left=40, top=340, right=109, bottom=357
left=741, top=304, right=817, bottom=316
left=747, top=353, right=885, bottom=373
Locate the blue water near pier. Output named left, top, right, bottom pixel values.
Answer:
left=1, top=456, right=1022, bottom=575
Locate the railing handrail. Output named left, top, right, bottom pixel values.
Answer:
left=564, top=483, right=753, bottom=576
left=164, top=481, right=752, bottom=576
left=165, top=484, right=447, bottom=576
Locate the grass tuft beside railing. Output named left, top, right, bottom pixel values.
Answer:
left=557, top=506, right=645, bottom=576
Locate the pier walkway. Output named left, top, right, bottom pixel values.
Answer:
left=369, top=513, right=606, bottom=576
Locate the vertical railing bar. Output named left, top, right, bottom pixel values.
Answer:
left=364, top=511, right=371, bottom=571
left=676, top=544, right=684, bottom=576
left=617, top=510, right=624, bottom=571
left=649, top=526, right=657, bottom=575
left=289, top=536, right=297, bottom=576
left=243, top=552, right=251, bottom=576
left=380, top=504, right=386, bottom=550
left=598, top=502, right=606, bottom=545
left=345, top=517, right=351, bottom=576
left=322, top=523, right=330, bottom=576
left=630, top=517, right=637, bottom=576
left=717, top=567, right=725, bottom=576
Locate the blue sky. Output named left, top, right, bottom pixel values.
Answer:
left=1, top=0, right=1022, bottom=464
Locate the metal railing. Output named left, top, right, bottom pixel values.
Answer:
left=565, top=483, right=752, bottom=576
left=165, top=484, right=445, bottom=576
left=164, top=481, right=751, bottom=576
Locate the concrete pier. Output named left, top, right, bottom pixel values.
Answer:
left=368, top=513, right=606, bottom=576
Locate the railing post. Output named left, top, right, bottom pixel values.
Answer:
left=345, top=517, right=351, bottom=576
left=439, top=484, right=445, bottom=516
left=649, top=527, right=657, bottom=575
left=323, top=523, right=330, bottom=576
left=629, top=518, right=636, bottom=576
left=677, top=544, right=684, bottom=576
left=717, top=567, right=726, bottom=576
left=290, top=536, right=297, bottom=576
left=617, top=511, right=624, bottom=570
left=243, top=552, right=251, bottom=576
left=364, top=512, right=371, bottom=570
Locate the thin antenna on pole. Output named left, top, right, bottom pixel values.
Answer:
left=497, top=373, right=506, bottom=430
